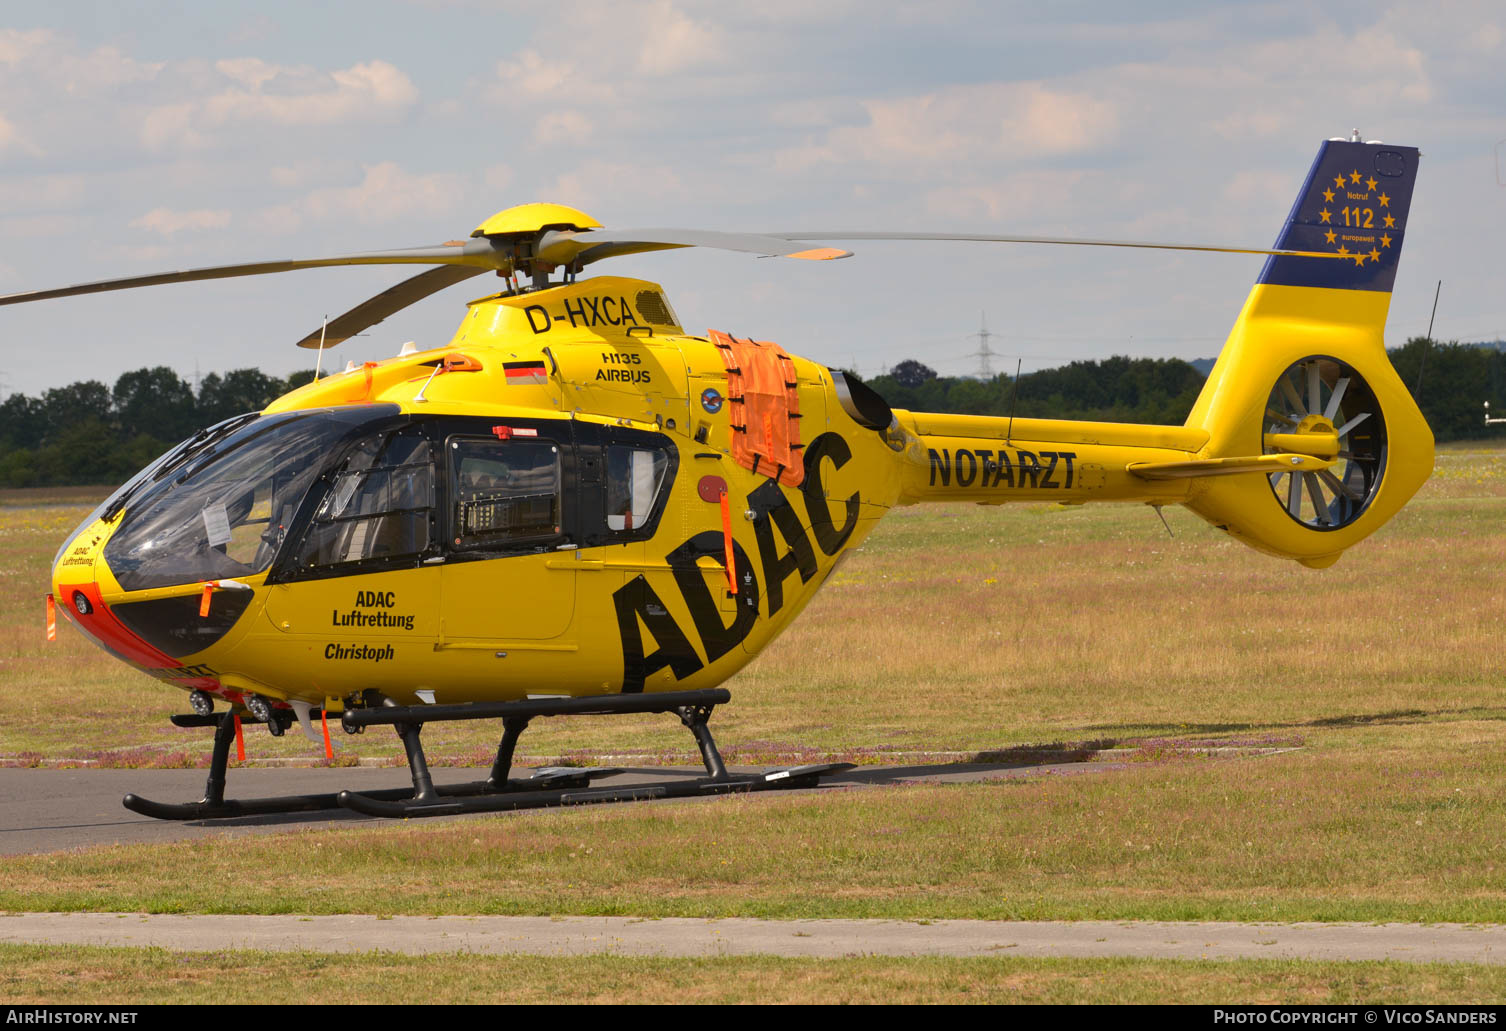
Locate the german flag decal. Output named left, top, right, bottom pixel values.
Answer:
left=503, top=361, right=548, bottom=385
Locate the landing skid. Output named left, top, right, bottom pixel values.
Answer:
left=121, top=689, right=853, bottom=821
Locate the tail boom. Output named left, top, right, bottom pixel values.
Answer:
left=897, top=412, right=1205, bottom=505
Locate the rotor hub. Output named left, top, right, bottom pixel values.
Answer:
left=471, top=203, right=602, bottom=239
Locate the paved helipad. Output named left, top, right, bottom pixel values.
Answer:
left=0, top=760, right=1118, bottom=854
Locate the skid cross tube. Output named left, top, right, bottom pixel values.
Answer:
left=339, top=688, right=733, bottom=730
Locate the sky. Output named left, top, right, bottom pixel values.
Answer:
left=0, top=0, right=1502, bottom=398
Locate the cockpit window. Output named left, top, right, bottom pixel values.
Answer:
left=51, top=412, right=260, bottom=571
left=102, top=406, right=397, bottom=591
left=295, top=427, right=436, bottom=570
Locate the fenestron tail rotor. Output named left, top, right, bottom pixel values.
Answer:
left=1263, top=357, right=1387, bottom=529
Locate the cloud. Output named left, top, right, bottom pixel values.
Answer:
left=199, top=59, right=418, bottom=127
left=250, top=163, right=469, bottom=233
left=1220, top=170, right=1290, bottom=213
left=0, top=31, right=422, bottom=163
left=920, top=169, right=1096, bottom=222
left=129, top=208, right=233, bottom=235
left=268, top=160, right=343, bottom=189
left=0, top=213, right=91, bottom=239
left=483, top=164, right=514, bottom=192
left=779, top=82, right=1118, bottom=172
left=0, top=173, right=89, bottom=215
left=0, top=111, right=34, bottom=154
left=491, top=49, right=615, bottom=105
left=302, top=162, right=463, bottom=221
left=541, top=160, right=686, bottom=211
left=534, top=109, right=594, bottom=146
left=139, top=102, right=212, bottom=152
left=488, top=2, right=731, bottom=107
left=0, top=28, right=50, bottom=66
left=634, top=1, right=726, bottom=75
left=55, top=44, right=164, bottom=94
left=0, top=28, right=163, bottom=96
left=136, top=59, right=419, bottom=151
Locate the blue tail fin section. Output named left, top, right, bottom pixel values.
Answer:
left=1257, top=139, right=1419, bottom=293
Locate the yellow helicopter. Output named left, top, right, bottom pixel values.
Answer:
left=12, top=135, right=1430, bottom=820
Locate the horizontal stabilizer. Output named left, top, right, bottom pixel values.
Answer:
left=1128, top=454, right=1335, bottom=481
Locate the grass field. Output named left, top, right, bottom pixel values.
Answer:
left=2, top=945, right=1504, bottom=1005
left=2, top=441, right=1504, bottom=1002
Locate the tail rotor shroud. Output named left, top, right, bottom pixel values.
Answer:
left=1262, top=357, right=1387, bottom=530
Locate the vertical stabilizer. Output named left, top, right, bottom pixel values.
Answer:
left=1182, top=137, right=1431, bottom=568
left=1257, top=137, right=1418, bottom=297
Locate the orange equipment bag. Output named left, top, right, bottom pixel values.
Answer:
left=709, top=329, right=804, bottom=488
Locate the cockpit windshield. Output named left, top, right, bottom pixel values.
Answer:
left=103, top=406, right=398, bottom=591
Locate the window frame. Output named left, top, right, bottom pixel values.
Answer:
left=267, top=415, right=441, bottom=584
left=444, top=433, right=568, bottom=555
left=293, top=428, right=439, bottom=574
left=574, top=423, right=679, bottom=548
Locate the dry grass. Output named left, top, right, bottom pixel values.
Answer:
left=1, top=944, right=1503, bottom=1004
left=3, top=717, right=1505, bottom=923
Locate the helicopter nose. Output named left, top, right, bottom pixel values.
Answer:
left=56, top=584, right=97, bottom=618
left=49, top=572, right=225, bottom=695
left=48, top=519, right=214, bottom=686
left=50, top=577, right=132, bottom=658
left=51, top=521, right=103, bottom=635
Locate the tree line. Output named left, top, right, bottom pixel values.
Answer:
left=0, top=367, right=314, bottom=488
left=863, top=338, right=1505, bottom=445
left=0, top=340, right=1500, bottom=488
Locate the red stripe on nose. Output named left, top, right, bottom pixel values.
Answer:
left=56, top=582, right=220, bottom=692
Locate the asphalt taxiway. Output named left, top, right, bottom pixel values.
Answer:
left=0, top=760, right=1113, bottom=854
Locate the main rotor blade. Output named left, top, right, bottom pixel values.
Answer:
left=767, top=231, right=1344, bottom=260
left=294, top=265, right=491, bottom=350
left=539, top=228, right=852, bottom=267
left=0, top=239, right=512, bottom=308
left=554, top=226, right=1341, bottom=268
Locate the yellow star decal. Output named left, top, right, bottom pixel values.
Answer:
left=1323, top=188, right=1335, bottom=202
left=1337, top=245, right=1349, bottom=255
left=1319, top=209, right=1332, bottom=223
left=1334, top=174, right=1347, bottom=190
left=1368, top=248, right=1380, bottom=262
left=1378, top=192, right=1390, bottom=207
left=1380, top=233, right=1392, bottom=248
left=1325, top=229, right=1337, bottom=244
left=1383, top=214, right=1396, bottom=228
left=1353, top=253, right=1367, bottom=266
left=1350, top=170, right=1362, bottom=184
left=1366, top=176, right=1378, bottom=191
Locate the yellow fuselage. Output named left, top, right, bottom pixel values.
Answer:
left=49, top=272, right=1431, bottom=714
